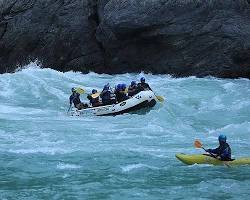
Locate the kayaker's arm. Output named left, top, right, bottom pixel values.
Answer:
left=207, top=148, right=219, bottom=155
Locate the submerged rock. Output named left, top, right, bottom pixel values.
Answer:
left=0, top=0, right=250, bottom=78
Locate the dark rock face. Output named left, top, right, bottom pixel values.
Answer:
left=1, top=0, right=250, bottom=78
left=0, top=0, right=104, bottom=74
left=97, top=0, right=250, bottom=78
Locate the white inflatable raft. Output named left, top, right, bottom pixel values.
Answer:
left=69, top=90, right=157, bottom=116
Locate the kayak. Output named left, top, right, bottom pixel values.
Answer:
left=69, top=90, right=157, bottom=116
left=175, top=153, right=250, bottom=166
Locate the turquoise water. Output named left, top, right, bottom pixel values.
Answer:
left=0, top=63, right=250, bottom=199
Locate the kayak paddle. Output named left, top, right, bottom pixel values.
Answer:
left=194, top=140, right=208, bottom=152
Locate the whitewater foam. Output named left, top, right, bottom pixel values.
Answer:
left=0, top=65, right=250, bottom=199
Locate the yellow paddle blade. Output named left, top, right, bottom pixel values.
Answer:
left=194, top=140, right=202, bottom=148
left=76, top=88, right=85, bottom=94
left=156, top=95, right=164, bottom=102
left=91, top=92, right=100, bottom=98
left=125, top=88, right=128, bottom=93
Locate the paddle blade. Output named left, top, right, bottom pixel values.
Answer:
left=76, top=87, right=85, bottom=94
left=194, top=140, right=202, bottom=148
left=156, top=95, right=164, bottom=102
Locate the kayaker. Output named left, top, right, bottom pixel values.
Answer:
left=100, top=83, right=116, bottom=105
left=87, top=89, right=101, bottom=107
left=128, top=81, right=139, bottom=97
left=138, top=77, right=152, bottom=91
left=69, top=88, right=88, bottom=110
left=115, top=83, right=129, bottom=103
left=207, top=135, right=232, bottom=161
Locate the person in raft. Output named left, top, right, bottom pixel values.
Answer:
left=69, top=88, right=88, bottom=110
left=100, top=83, right=116, bottom=105
left=137, top=77, right=152, bottom=91
left=87, top=89, right=101, bottom=107
left=115, top=83, right=129, bottom=103
left=128, top=81, right=140, bottom=97
left=207, top=135, right=232, bottom=161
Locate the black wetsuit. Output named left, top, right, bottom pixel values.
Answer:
left=70, top=93, right=88, bottom=109
left=207, top=142, right=232, bottom=161
left=69, top=93, right=80, bottom=107
left=137, top=82, right=152, bottom=92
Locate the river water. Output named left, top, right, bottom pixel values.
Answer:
left=0, top=62, right=250, bottom=199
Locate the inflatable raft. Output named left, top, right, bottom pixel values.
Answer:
left=176, top=153, right=250, bottom=166
left=69, top=90, right=157, bottom=116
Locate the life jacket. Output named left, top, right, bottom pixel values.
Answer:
left=128, top=85, right=139, bottom=96
left=115, top=90, right=128, bottom=102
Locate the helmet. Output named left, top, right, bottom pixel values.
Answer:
left=121, top=83, right=126, bottom=90
left=71, top=87, right=76, bottom=92
left=131, top=81, right=136, bottom=86
left=218, top=135, right=227, bottom=143
left=92, top=89, right=97, bottom=94
left=140, top=77, right=145, bottom=82
left=116, top=84, right=122, bottom=90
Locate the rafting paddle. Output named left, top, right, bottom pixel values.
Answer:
left=76, top=87, right=85, bottom=94
left=194, top=140, right=230, bottom=167
left=156, top=95, right=164, bottom=102
left=67, top=104, right=72, bottom=114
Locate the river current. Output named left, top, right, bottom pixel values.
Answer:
left=0, top=62, right=250, bottom=199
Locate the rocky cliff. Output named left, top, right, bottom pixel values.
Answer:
left=1, top=0, right=250, bottom=78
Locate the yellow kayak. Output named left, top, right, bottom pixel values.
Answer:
left=176, top=153, right=250, bottom=166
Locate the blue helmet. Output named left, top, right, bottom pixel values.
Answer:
left=140, top=77, right=145, bottom=82
left=92, top=89, right=97, bottom=94
left=131, top=81, right=136, bottom=86
left=121, top=83, right=126, bottom=90
left=116, top=84, right=122, bottom=90
left=218, top=135, right=227, bottom=143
